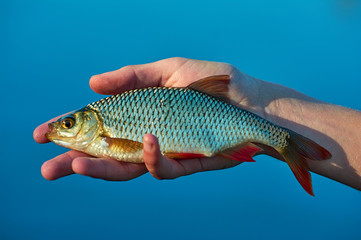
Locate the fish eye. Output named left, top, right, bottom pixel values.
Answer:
left=61, top=117, right=75, bottom=129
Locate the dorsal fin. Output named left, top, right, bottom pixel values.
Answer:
left=187, top=75, right=231, bottom=101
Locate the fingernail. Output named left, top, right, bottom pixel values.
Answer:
left=143, top=138, right=154, bottom=152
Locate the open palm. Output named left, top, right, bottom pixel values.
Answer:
left=34, top=57, right=262, bottom=181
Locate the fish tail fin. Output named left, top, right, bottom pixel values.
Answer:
left=278, top=131, right=331, bottom=196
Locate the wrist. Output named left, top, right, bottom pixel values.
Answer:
left=258, top=80, right=320, bottom=128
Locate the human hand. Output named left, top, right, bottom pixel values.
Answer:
left=34, top=57, right=265, bottom=181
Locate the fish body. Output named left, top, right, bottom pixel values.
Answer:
left=46, top=75, right=331, bottom=195
left=88, top=87, right=289, bottom=159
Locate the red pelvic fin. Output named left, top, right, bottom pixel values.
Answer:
left=164, top=152, right=206, bottom=160
left=187, top=75, right=231, bottom=102
left=218, top=143, right=263, bottom=162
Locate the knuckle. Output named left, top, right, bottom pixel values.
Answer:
left=121, top=65, right=135, bottom=72
left=168, top=56, right=186, bottom=62
left=160, top=57, right=188, bottom=66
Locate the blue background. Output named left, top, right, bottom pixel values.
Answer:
left=1, top=0, right=361, bottom=239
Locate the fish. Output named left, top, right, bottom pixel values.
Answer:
left=46, top=75, right=331, bottom=195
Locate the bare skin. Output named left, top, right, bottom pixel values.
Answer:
left=33, top=57, right=361, bottom=190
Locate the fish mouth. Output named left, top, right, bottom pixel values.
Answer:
left=45, top=122, right=57, bottom=140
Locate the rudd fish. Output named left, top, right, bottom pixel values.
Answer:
left=46, top=75, right=331, bottom=195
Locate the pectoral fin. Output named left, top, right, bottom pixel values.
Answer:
left=103, top=137, right=143, bottom=153
left=99, top=136, right=144, bottom=163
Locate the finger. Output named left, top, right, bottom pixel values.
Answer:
left=143, top=134, right=190, bottom=179
left=33, top=112, right=73, bottom=144
left=72, top=157, right=148, bottom=181
left=143, top=134, right=182, bottom=179
left=89, top=57, right=190, bottom=95
left=41, top=150, right=89, bottom=180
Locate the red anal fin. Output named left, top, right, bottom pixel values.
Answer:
left=164, top=152, right=206, bottom=160
left=218, top=143, right=263, bottom=162
left=187, top=75, right=231, bottom=102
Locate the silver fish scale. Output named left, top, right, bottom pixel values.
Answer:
left=88, top=87, right=289, bottom=156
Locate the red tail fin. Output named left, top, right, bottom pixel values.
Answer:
left=279, top=131, right=331, bottom=196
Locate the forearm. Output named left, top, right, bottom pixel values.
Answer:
left=258, top=80, right=361, bottom=190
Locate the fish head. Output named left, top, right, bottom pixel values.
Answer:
left=46, top=108, right=101, bottom=150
